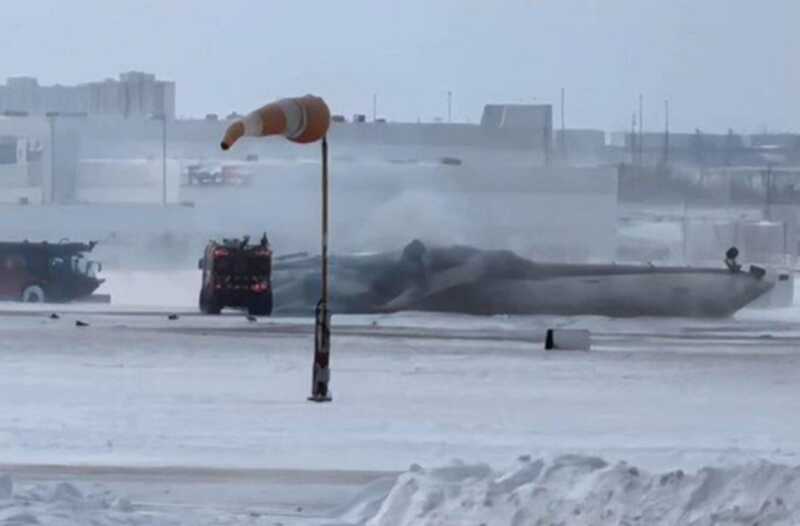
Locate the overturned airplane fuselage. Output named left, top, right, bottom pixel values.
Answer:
left=272, top=241, right=774, bottom=318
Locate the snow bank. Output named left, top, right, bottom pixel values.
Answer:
left=0, top=477, right=173, bottom=525
left=352, top=455, right=800, bottom=525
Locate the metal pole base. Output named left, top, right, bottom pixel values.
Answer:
left=308, top=394, right=333, bottom=403
left=309, top=300, right=332, bottom=403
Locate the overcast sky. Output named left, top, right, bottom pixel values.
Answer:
left=1, top=0, right=797, bottom=133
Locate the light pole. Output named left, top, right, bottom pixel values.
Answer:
left=220, top=95, right=333, bottom=402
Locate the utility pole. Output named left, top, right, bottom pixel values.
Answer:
left=372, top=93, right=377, bottom=122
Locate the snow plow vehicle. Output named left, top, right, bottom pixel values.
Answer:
left=198, top=234, right=273, bottom=316
left=0, top=240, right=104, bottom=303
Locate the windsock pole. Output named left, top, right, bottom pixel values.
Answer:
left=309, top=136, right=332, bottom=402
left=219, top=95, right=333, bottom=403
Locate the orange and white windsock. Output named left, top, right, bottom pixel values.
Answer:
left=220, top=95, right=331, bottom=150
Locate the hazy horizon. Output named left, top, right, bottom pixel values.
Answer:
left=1, top=0, right=797, bottom=134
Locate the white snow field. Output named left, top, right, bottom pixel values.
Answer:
left=1, top=290, right=800, bottom=524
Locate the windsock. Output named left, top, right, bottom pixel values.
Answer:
left=221, top=95, right=330, bottom=150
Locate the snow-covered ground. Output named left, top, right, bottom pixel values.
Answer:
left=0, top=473, right=278, bottom=526
left=1, top=278, right=799, bottom=524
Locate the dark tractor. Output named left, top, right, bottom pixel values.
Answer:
left=0, top=240, right=104, bottom=303
left=198, top=234, right=273, bottom=316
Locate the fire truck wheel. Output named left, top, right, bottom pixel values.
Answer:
left=22, top=285, right=46, bottom=303
left=200, top=291, right=222, bottom=315
left=248, top=293, right=273, bottom=317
